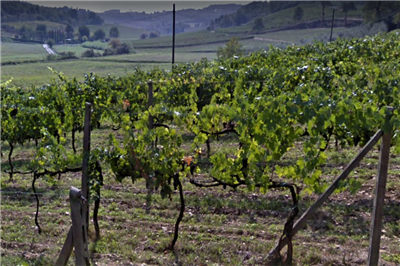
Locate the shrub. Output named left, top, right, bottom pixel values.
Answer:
left=92, top=29, right=106, bottom=41
left=116, top=43, right=130, bottom=54
left=217, top=37, right=244, bottom=60
left=47, top=39, right=54, bottom=48
left=149, top=32, right=159, bottom=38
left=109, top=38, right=121, bottom=49
left=58, top=51, right=77, bottom=60
left=102, top=39, right=132, bottom=56
left=81, top=49, right=101, bottom=58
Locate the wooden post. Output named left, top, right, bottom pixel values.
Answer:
left=82, top=103, right=91, bottom=231
left=56, top=187, right=89, bottom=266
left=70, top=187, right=90, bottom=266
left=267, top=129, right=383, bottom=260
left=368, top=121, right=392, bottom=265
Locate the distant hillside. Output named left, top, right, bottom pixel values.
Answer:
left=98, top=4, right=242, bottom=35
left=1, top=1, right=104, bottom=26
left=209, top=0, right=400, bottom=30
left=209, top=1, right=301, bottom=29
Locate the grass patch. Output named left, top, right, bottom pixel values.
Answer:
left=1, top=42, right=48, bottom=63
left=0, top=59, right=172, bottom=89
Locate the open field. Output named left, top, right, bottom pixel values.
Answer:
left=130, top=30, right=248, bottom=48
left=1, top=42, right=48, bottom=63
left=87, top=50, right=217, bottom=63
left=0, top=60, right=171, bottom=88
left=1, top=124, right=400, bottom=265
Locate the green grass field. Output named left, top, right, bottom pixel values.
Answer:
left=130, top=30, right=247, bottom=48
left=1, top=60, right=171, bottom=88
left=1, top=42, right=48, bottom=63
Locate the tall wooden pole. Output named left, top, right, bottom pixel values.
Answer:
left=172, top=3, right=176, bottom=66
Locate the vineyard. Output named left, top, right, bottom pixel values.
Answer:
left=2, top=30, right=400, bottom=265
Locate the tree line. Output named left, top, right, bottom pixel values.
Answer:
left=1, top=1, right=103, bottom=26
left=9, top=22, right=119, bottom=45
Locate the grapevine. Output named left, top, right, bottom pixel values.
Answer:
left=2, top=30, right=400, bottom=257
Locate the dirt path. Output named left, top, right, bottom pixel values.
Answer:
left=42, top=44, right=56, bottom=55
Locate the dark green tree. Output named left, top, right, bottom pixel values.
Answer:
left=109, top=26, right=119, bottom=38
left=219, top=15, right=234, bottom=28
left=252, top=18, right=265, bottom=31
left=36, top=24, right=46, bottom=41
left=149, top=32, right=159, bottom=38
left=47, top=39, right=54, bottom=48
left=87, top=11, right=104, bottom=25
left=68, top=8, right=78, bottom=19
left=92, top=29, right=106, bottom=41
left=293, top=6, right=304, bottom=22
left=341, top=2, right=357, bottom=26
left=321, top=1, right=332, bottom=23
left=78, top=25, right=90, bottom=41
left=362, top=1, right=400, bottom=24
left=65, top=24, right=74, bottom=39
left=234, top=9, right=248, bottom=26
left=36, top=24, right=46, bottom=32
left=20, top=25, right=34, bottom=40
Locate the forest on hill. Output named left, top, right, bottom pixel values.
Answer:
left=1, top=1, right=104, bottom=25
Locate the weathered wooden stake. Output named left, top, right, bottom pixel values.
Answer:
left=267, top=129, right=383, bottom=260
left=56, top=187, right=90, bottom=266
left=70, top=187, right=90, bottom=266
left=368, top=129, right=392, bottom=265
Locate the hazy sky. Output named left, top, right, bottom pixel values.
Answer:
left=28, top=1, right=253, bottom=13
